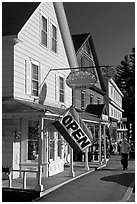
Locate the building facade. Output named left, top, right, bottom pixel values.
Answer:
left=2, top=2, right=78, bottom=181
left=103, top=77, right=127, bottom=152
left=68, top=33, right=108, bottom=162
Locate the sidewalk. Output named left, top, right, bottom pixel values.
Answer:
left=2, top=155, right=135, bottom=202
left=37, top=154, right=135, bottom=202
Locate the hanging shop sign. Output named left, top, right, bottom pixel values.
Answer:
left=53, top=106, right=94, bottom=154
left=66, top=70, right=97, bottom=89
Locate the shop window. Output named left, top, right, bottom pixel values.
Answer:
left=41, top=16, right=47, bottom=47
left=58, top=134, right=64, bottom=159
left=51, top=24, right=57, bottom=53
left=28, top=121, right=39, bottom=161
left=49, top=132, right=54, bottom=160
left=49, top=130, right=63, bottom=161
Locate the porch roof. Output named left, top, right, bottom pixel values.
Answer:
left=2, top=98, right=66, bottom=116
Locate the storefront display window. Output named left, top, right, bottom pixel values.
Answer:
left=28, top=120, right=39, bottom=161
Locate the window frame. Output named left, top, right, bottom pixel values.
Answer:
left=51, top=22, right=57, bottom=53
left=90, top=94, right=93, bottom=104
left=40, top=13, right=48, bottom=48
left=31, top=60, right=40, bottom=98
left=59, top=75, right=65, bottom=103
left=81, top=90, right=85, bottom=109
left=97, top=97, right=100, bottom=104
left=27, top=120, right=39, bottom=161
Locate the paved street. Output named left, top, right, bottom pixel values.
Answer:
left=37, top=155, right=135, bottom=202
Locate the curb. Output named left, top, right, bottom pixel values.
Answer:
left=120, top=180, right=135, bottom=202
left=34, top=163, right=106, bottom=201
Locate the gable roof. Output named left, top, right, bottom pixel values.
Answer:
left=72, top=33, right=90, bottom=53
left=85, top=104, right=107, bottom=119
left=72, top=33, right=106, bottom=93
left=2, top=2, right=40, bottom=36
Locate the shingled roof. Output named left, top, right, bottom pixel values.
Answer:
left=2, top=2, right=40, bottom=36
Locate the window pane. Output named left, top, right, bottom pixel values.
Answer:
left=81, top=91, right=85, bottom=108
left=42, top=31, right=47, bottom=46
left=32, top=81, right=38, bottom=89
left=60, top=93, right=64, bottom=102
left=32, top=64, right=38, bottom=75
left=28, top=121, right=39, bottom=161
left=52, top=39, right=57, bottom=53
left=42, top=16, right=47, bottom=32
left=52, top=25, right=57, bottom=39
left=59, top=77, right=64, bottom=102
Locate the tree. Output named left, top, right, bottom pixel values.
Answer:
left=115, top=48, right=135, bottom=140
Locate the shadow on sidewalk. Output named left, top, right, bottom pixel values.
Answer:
left=100, top=172, right=135, bottom=187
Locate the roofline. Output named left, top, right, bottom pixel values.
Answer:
left=54, top=2, right=78, bottom=68
left=72, top=33, right=106, bottom=93
left=75, top=33, right=91, bottom=54
left=88, top=35, right=106, bottom=92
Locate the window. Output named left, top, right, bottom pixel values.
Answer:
left=31, top=63, right=39, bottom=97
left=111, top=107, right=113, bottom=116
left=41, top=16, right=47, bottom=47
left=80, top=55, right=94, bottom=73
left=90, top=94, right=93, bottom=104
left=52, top=24, right=57, bottom=53
left=111, top=86, right=113, bottom=95
left=81, top=90, right=85, bottom=109
left=59, top=76, right=65, bottom=102
left=97, top=97, right=100, bottom=104
left=28, top=121, right=39, bottom=161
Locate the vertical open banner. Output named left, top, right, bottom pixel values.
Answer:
left=53, top=106, right=94, bottom=154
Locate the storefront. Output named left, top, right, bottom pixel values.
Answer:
left=2, top=98, right=68, bottom=179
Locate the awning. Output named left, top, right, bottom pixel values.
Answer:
left=77, top=110, right=100, bottom=124
left=85, top=104, right=108, bottom=122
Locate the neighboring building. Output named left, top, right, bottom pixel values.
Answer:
left=103, top=77, right=127, bottom=151
left=68, top=33, right=109, bottom=162
left=2, top=2, right=78, bottom=181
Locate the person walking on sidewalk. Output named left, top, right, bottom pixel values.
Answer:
left=121, top=138, right=130, bottom=170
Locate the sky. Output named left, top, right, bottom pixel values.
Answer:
left=63, top=2, right=135, bottom=67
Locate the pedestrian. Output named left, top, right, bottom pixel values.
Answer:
left=121, top=138, right=130, bottom=170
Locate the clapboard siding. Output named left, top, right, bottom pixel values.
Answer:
left=2, top=43, right=14, bottom=97
left=13, top=2, right=72, bottom=107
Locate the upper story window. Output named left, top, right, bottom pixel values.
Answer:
left=80, top=55, right=94, bottom=72
left=52, top=24, right=57, bottom=53
left=97, top=97, right=100, bottom=104
left=111, top=85, right=113, bottom=95
left=31, top=63, right=39, bottom=97
left=59, top=76, right=65, bottom=102
left=83, top=41, right=91, bottom=55
left=81, top=90, right=85, bottom=109
left=41, top=16, right=47, bottom=47
left=90, top=94, right=93, bottom=104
